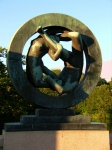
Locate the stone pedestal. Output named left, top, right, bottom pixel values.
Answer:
left=3, top=130, right=110, bottom=150
left=3, top=109, right=110, bottom=150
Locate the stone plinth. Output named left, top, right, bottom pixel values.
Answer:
left=0, top=135, right=3, bottom=150
left=4, top=109, right=106, bottom=132
left=3, top=109, right=110, bottom=150
left=110, top=134, right=112, bottom=150
left=3, top=130, right=110, bottom=150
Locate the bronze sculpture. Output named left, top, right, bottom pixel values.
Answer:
left=7, top=13, right=102, bottom=108
left=26, top=26, right=84, bottom=94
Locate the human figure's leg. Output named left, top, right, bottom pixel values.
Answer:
left=44, top=75, right=63, bottom=94
left=43, top=65, right=59, bottom=79
left=30, top=63, right=48, bottom=87
left=62, top=81, right=78, bottom=93
left=44, top=75, right=78, bottom=94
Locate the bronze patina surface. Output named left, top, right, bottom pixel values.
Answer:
left=7, top=13, right=102, bottom=108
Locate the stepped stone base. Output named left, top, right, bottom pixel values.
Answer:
left=2, top=109, right=110, bottom=150
left=4, top=109, right=106, bottom=132
left=3, top=130, right=110, bottom=150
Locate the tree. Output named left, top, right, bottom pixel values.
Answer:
left=97, top=77, right=109, bottom=86
left=0, top=46, right=7, bottom=58
left=73, top=82, right=112, bottom=132
left=0, top=47, right=7, bottom=77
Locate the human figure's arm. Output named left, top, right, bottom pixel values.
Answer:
left=61, top=31, right=83, bottom=51
left=56, top=34, right=71, bottom=42
left=48, top=46, right=62, bottom=61
left=36, top=26, right=63, bottom=61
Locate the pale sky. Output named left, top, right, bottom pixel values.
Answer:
left=0, top=0, right=112, bottom=80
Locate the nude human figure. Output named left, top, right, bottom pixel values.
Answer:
left=36, top=26, right=83, bottom=94
left=26, top=35, right=60, bottom=87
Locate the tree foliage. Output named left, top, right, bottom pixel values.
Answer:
left=73, top=80, right=112, bottom=132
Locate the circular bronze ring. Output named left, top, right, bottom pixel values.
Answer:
left=7, top=13, right=102, bottom=108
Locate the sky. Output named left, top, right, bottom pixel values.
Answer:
left=0, top=0, right=112, bottom=81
